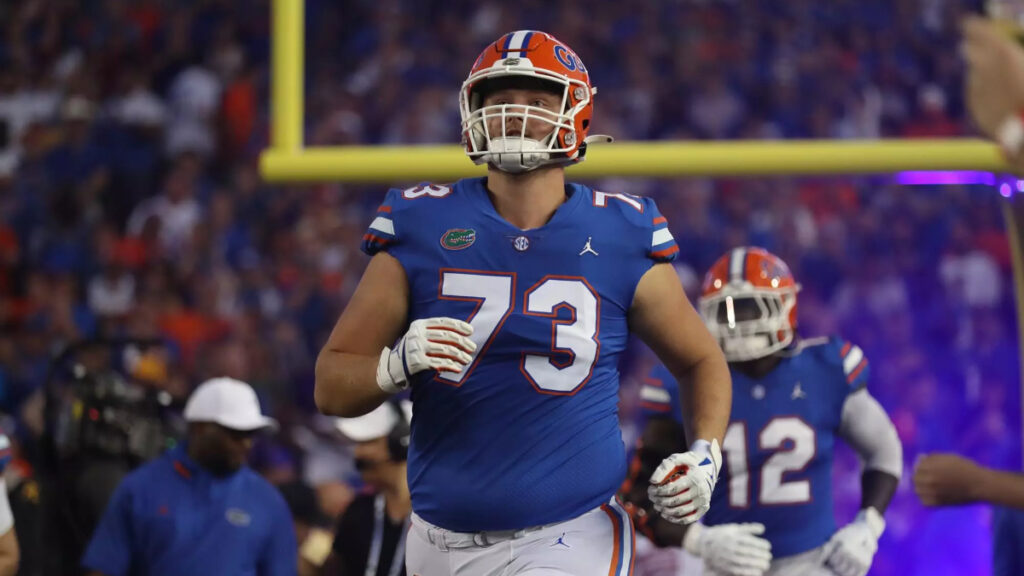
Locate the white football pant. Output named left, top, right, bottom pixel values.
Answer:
left=407, top=496, right=636, bottom=576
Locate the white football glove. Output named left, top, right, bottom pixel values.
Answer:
left=824, top=507, right=885, bottom=576
left=648, top=439, right=721, bottom=524
left=376, top=317, right=476, bottom=393
left=683, top=522, right=773, bottom=576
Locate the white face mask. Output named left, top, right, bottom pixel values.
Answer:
left=720, top=334, right=775, bottom=360
left=479, top=136, right=552, bottom=173
left=460, top=65, right=591, bottom=174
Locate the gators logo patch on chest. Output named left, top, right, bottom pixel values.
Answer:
left=441, top=228, right=476, bottom=250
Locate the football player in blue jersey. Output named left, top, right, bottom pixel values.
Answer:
left=914, top=452, right=1024, bottom=576
left=314, top=30, right=732, bottom=576
left=914, top=452, right=1024, bottom=510
left=629, top=247, right=903, bottom=576
left=0, top=431, right=17, bottom=576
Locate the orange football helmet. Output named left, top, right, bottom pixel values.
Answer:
left=459, top=30, right=601, bottom=173
left=698, top=247, right=801, bottom=362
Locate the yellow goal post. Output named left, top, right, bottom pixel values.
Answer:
left=258, top=0, right=1010, bottom=183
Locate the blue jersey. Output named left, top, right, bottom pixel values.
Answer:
left=363, top=178, right=678, bottom=532
left=994, top=507, right=1024, bottom=576
left=640, top=337, right=869, bottom=557
left=0, top=432, right=10, bottom=473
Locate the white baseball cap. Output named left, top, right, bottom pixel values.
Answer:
left=183, top=377, right=279, bottom=432
left=335, top=400, right=412, bottom=442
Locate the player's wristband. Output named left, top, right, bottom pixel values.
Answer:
left=376, top=346, right=408, bottom=394
left=689, top=439, right=712, bottom=455
left=688, top=438, right=722, bottom=477
left=997, top=111, right=1024, bottom=158
left=682, top=521, right=704, bottom=554
left=857, top=507, right=885, bottom=540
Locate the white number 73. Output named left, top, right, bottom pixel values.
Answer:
left=436, top=270, right=599, bottom=394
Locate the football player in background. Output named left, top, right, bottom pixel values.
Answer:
left=914, top=453, right=1024, bottom=576
left=624, top=248, right=903, bottom=576
left=0, top=431, right=18, bottom=576
left=314, top=30, right=732, bottom=576
left=910, top=14, right=1024, bottom=576
left=961, top=14, right=1024, bottom=172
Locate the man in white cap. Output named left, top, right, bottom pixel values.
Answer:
left=323, top=400, right=411, bottom=576
left=82, top=377, right=297, bottom=576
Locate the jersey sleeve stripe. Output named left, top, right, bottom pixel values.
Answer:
left=377, top=205, right=392, bottom=213
left=651, top=228, right=675, bottom=247
left=842, top=345, right=864, bottom=375
left=369, top=216, right=395, bottom=235
left=362, top=233, right=394, bottom=247
left=650, top=245, right=679, bottom=259
left=640, top=385, right=671, bottom=404
left=639, top=401, right=672, bottom=413
left=643, top=376, right=664, bottom=387
left=652, top=216, right=667, bottom=225
left=847, top=358, right=868, bottom=384
left=840, top=341, right=852, bottom=356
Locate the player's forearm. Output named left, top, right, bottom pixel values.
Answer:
left=0, top=528, right=18, bottom=576
left=975, top=468, right=1024, bottom=509
left=314, top=349, right=391, bottom=417
left=860, top=469, right=899, bottom=514
left=652, top=516, right=687, bottom=548
left=677, top=351, right=731, bottom=444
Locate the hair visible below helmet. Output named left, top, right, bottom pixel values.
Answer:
left=698, top=247, right=801, bottom=362
left=460, top=30, right=596, bottom=173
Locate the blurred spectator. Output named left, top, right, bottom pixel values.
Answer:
left=939, top=218, right=1003, bottom=310
left=81, top=377, right=296, bottom=576
left=165, top=62, right=221, bottom=160
left=278, top=480, right=333, bottom=576
left=902, top=84, right=961, bottom=138
left=126, top=155, right=204, bottom=257
left=325, top=401, right=412, bottom=576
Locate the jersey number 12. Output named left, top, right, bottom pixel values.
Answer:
left=722, top=417, right=816, bottom=507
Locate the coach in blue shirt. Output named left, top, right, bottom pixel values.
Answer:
left=82, top=377, right=298, bottom=576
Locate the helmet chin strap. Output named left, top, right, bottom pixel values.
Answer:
left=481, top=137, right=551, bottom=173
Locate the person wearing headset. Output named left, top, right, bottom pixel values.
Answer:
left=324, top=400, right=412, bottom=576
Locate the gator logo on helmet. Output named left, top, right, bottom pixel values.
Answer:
left=440, top=229, right=477, bottom=250
left=760, top=258, right=790, bottom=281
left=554, top=45, right=586, bottom=72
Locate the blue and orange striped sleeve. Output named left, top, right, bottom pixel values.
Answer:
left=638, top=364, right=683, bottom=424
left=361, top=189, right=401, bottom=255
left=0, top=433, right=10, bottom=473
left=837, top=339, right=870, bottom=392
left=643, top=199, right=678, bottom=263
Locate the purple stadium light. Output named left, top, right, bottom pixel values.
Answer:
left=1000, top=183, right=1013, bottom=198
left=895, top=171, right=998, bottom=186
